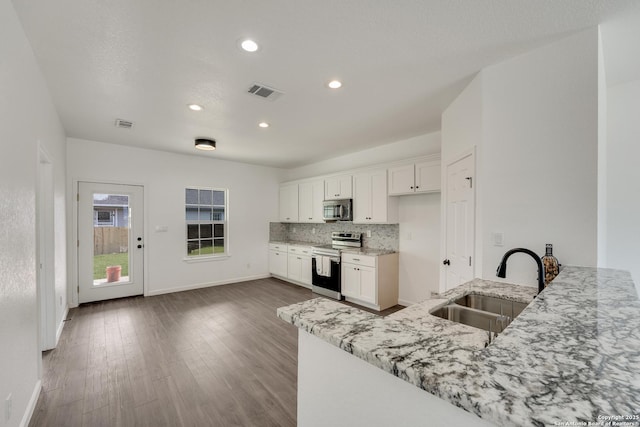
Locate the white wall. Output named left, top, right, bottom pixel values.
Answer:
left=606, top=79, right=640, bottom=287
left=67, top=138, right=282, bottom=299
left=442, top=29, right=599, bottom=287
left=397, top=194, right=440, bottom=304
left=281, top=131, right=442, bottom=304
left=0, top=0, right=67, bottom=425
left=284, top=133, right=441, bottom=181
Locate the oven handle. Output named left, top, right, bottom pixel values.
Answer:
left=312, top=254, right=341, bottom=263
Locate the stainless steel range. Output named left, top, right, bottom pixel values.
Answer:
left=311, top=232, right=362, bottom=300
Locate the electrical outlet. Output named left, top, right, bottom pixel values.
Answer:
left=5, top=393, right=12, bottom=422
left=406, top=232, right=412, bottom=240
left=366, top=230, right=372, bottom=238
left=292, top=227, right=297, bottom=233
left=312, top=228, right=316, bottom=234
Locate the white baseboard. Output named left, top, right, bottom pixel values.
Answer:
left=55, top=306, right=69, bottom=346
left=397, top=298, right=415, bottom=307
left=146, top=273, right=271, bottom=296
left=20, top=379, right=42, bottom=427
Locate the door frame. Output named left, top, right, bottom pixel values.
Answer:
left=37, top=143, right=56, bottom=352
left=439, top=146, right=477, bottom=293
left=70, top=178, right=148, bottom=306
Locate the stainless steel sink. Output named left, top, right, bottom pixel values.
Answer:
left=454, top=294, right=528, bottom=319
left=430, top=305, right=502, bottom=332
left=430, top=294, right=530, bottom=344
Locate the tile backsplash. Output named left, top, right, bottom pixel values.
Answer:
left=269, top=222, right=399, bottom=251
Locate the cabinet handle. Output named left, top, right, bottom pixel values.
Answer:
left=410, top=186, right=414, bottom=189
left=297, top=257, right=301, bottom=260
left=335, top=194, right=339, bottom=197
left=353, top=258, right=360, bottom=261
left=416, top=186, right=419, bottom=189
left=308, top=217, right=312, bottom=220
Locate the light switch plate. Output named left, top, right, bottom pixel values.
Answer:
left=493, top=232, right=504, bottom=247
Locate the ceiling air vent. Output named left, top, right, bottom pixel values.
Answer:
left=115, top=119, right=134, bottom=129
left=247, top=83, right=283, bottom=101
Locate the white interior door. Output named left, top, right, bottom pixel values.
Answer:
left=444, top=153, right=475, bottom=290
left=78, top=182, right=144, bottom=303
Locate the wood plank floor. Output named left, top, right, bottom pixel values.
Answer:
left=30, top=278, right=402, bottom=427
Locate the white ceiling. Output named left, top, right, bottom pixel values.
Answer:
left=12, top=0, right=640, bottom=168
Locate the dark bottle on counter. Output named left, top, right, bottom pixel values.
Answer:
left=541, top=244, right=559, bottom=287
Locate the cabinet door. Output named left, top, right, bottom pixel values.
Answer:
left=353, top=173, right=372, bottom=223
left=299, top=180, right=324, bottom=223
left=325, top=175, right=352, bottom=199
left=300, top=256, right=312, bottom=286
left=287, top=253, right=302, bottom=282
left=358, top=266, right=377, bottom=304
left=269, top=250, right=287, bottom=277
left=279, top=184, right=299, bottom=222
left=341, top=264, right=360, bottom=298
left=388, top=164, right=415, bottom=195
left=415, top=160, right=441, bottom=193
left=369, top=169, right=388, bottom=222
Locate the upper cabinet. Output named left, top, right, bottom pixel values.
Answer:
left=324, top=174, right=352, bottom=200
left=279, top=184, right=299, bottom=222
left=353, top=169, right=397, bottom=223
left=388, top=159, right=441, bottom=195
left=298, top=179, right=324, bottom=223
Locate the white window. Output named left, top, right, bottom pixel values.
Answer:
left=185, top=187, right=227, bottom=257
left=94, top=209, right=115, bottom=226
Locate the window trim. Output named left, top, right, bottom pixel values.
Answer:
left=184, top=186, right=229, bottom=260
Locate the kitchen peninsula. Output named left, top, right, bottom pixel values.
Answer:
left=277, top=267, right=640, bottom=426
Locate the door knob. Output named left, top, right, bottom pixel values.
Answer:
left=443, top=259, right=451, bottom=266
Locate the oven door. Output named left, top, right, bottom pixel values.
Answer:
left=311, top=256, right=342, bottom=300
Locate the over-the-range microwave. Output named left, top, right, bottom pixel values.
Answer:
left=322, top=199, right=353, bottom=222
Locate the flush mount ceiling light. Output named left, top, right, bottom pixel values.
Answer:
left=258, top=122, right=270, bottom=128
left=327, top=80, right=343, bottom=89
left=195, top=138, right=216, bottom=151
left=240, top=39, right=259, bottom=52
left=188, top=104, right=203, bottom=111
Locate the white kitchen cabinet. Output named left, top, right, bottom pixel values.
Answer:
left=415, top=160, right=441, bottom=193
left=324, top=174, right=352, bottom=200
left=388, top=159, right=440, bottom=195
left=353, top=169, right=397, bottom=223
left=279, top=184, right=299, bottom=222
left=269, top=243, right=288, bottom=278
left=298, top=180, right=324, bottom=223
left=287, top=245, right=313, bottom=287
left=341, top=252, right=399, bottom=311
left=287, top=253, right=312, bottom=288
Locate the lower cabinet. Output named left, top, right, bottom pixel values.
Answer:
left=288, top=253, right=312, bottom=287
left=269, top=246, right=288, bottom=278
left=269, top=243, right=312, bottom=288
left=341, top=252, right=399, bottom=311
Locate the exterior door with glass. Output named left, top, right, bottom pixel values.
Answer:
left=78, top=182, right=144, bottom=303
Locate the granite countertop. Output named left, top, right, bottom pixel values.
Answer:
left=269, top=240, right=396, bottom=255
left=277, top=267, right=640, bottom=426
left=341, top=248, right=397, bottom=256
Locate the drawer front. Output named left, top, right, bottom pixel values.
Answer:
left=342, top=253, right=376, bottom=267
left=269, top=243, right=287, bottom=252
left=288, top=245, right=313, bottom=255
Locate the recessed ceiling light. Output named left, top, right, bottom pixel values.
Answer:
left=195, top=138, right=216, bottom=151
left=258, top=122, right=270, bottom=128
left=240, top=39, right=259, bottom=52
left=188, top=104, right=203, bottom=111
left=328, top=80, right=342, bottom=89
